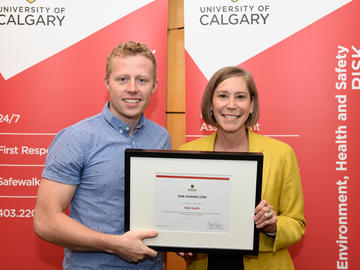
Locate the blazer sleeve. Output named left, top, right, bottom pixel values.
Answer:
left=272, top=145, right=306, bottom=252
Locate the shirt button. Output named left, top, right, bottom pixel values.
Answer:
left=119, top=130, right=123, bottom=134
left=125, top=126, right=130, bottom=131
left=132, top=141, right=135, bottom=145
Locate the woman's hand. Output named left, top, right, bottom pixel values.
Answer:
left=176, top=252, right=194, bottom=264
left=254, top=200, right=277, bottom=235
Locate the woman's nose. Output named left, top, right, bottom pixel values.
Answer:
left=227, top=97, right=236, bottom=108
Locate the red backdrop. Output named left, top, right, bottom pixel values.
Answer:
left=185, top=0, right=360, bottom=269
left=0, top=1, right=168, bottom=269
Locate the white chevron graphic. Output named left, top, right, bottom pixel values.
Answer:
left=0, top=0, right=154, bottom=80
left=185, top=0, right=352, bottom=79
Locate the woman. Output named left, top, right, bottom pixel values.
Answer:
left=179, top=66, right=306, bottom=269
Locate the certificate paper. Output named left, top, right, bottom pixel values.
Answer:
left=154, top=172, right=230, bottom=233
left=124, top=149, right=263, bottom=254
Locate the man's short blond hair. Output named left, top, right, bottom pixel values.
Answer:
left=105, top=41, right=157, bottom=81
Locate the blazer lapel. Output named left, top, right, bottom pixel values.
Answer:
left=248, top=130, right=270, bottom=197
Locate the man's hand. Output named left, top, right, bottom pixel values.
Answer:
left=34, top=178, right=160, bottom=263
left=107, top=230, right=159, bottom=263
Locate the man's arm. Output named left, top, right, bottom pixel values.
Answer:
left=33, top=178, right=158, bottom=263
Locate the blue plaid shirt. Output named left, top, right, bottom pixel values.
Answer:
left=42, top=102, right=171, bottom=270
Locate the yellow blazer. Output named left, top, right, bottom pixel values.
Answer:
left=178, top=130, right=306, bottom=270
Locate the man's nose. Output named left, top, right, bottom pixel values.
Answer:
left=126, top=79, right=138, bottom=92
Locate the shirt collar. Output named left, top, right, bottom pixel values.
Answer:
left=102, top=101, right=145, bottom=135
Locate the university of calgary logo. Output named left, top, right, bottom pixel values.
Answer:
left=187, top=184, right=197, bottom=192
left=27, top=0, right=36, bottom=3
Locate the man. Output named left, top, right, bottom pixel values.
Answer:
left=33, top=41, right=171, bottom=269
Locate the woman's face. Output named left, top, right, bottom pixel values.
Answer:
left=212, top=76, right=254, bottom=134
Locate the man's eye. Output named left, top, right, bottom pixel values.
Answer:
left=138, top=78, right=147, bottom=84
left=115, top=77, right=127, bottom=83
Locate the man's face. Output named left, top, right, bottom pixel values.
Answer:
left=105, top=55, right=157, bottom=127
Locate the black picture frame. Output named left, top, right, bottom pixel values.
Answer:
left=124, top=149, right=263, bottom=255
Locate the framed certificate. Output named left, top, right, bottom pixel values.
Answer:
left=124, top=149, right=263, bottom=255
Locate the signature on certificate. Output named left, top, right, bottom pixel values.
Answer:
left=207, top=221, right=224, bottom=230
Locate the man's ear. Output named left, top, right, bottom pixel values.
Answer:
left=104, top=77, right=109, bottom=91
left=152, top=79, right=158, bottom=94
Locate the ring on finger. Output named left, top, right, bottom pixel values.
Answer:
left=267, top=211, right=273, bottom=219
